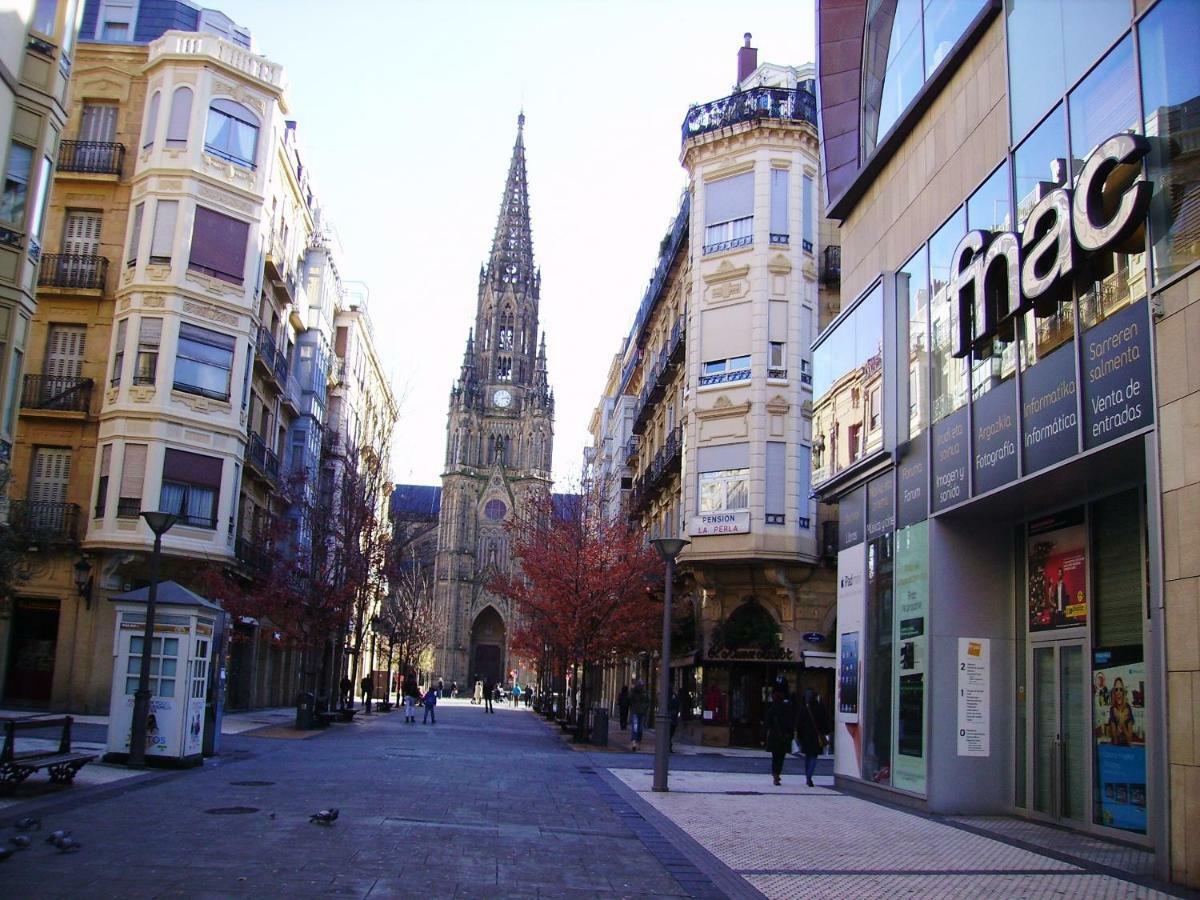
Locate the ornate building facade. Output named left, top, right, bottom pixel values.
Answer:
left=433, top=115, right=553, bottom=689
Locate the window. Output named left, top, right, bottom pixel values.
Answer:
left=188, top=206, right=248, bottom=283
left=498, top=310, right=514, bottom=349
left=160, top=448, right=222, bottom=528
left=110, top=318, right=127, bottom=387
left=166, top=87, right=192, bottom=149
left=149, top=200, right=176, bottom=263
left=966, top=161, right=1016, bottom=399
left=27, top=156, right=52, bottom=250
left=802, top=174, right=814, bottom=249
left=33, top=0, right=57, bottom=36
left=768, top=341, right=786, bottom=378
left=766, top=441, right=786, bottom=524
left=0, top=142, right=33, bottom=226
left=174, top=322, right=235, bottom=400
left=134, top=317, right=160, bottom=385
left=769, top=169, right=788, bottom=242
left=928, top=210, right=967, bottom=422
left=699, top=468, right=750, bottom=512
left=143, top=91, right=160, bottom=149
left=899, top=246, right=929, bottom=439
left=124, top=636, right=179, bottom=698
left=704, top=172, right=753, bottom=253
left=496, top=356, right=512, bottom=381
left=118, top=443, right=145, bottom=518
left=126, top=201, right=143, bottom=266
left=700, top=355, right=751, bottom=386
left=95, top=443, right=111, bottom=518
left=869, top=386, right=882, bottom=430
left=204, top=99, right=259, bottom=168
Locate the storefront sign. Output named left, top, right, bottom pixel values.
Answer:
left=892, top=522, right=928, bottom=793
left=838, top=485, right=865, bottom=549
left=689, top=510, right=749, bottom=536
left=972, top=381, right=1019, bottom=495
left=896, top=431, right=928, bottom=527
left=838, top=632, right=860, bottom=716
left=1021, top=341, right=1079, bottom=474
left=706, top=646, right=794, bottom=661
left=1082, top=300, right=1154, bottom=450
left=956, top=637, right=990, bottom=757
left=1093, top=652, right=1147, bottom=834
left=931, top=407, right=969, bottom=512
left=951, top=133, right=1151, bottom=358
left=1027, top=507, right=1087, bottom=631
left=802, top=632, right=825, bottom=644
left=866, top=472, right=894, bottom=540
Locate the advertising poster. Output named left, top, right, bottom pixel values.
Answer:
left=1028, top=508, right=1087, bottom=631
left=1093, top=653, right=1147, bottom=834
left=892, top=522, right=928, bottom=794
left=835, top=542, right=866, bottom=779
left=956, top=638, right=990, bottom=757
left=1082, top=300, right=1154, bottom=451
left=839, top=632, right=860, bottom=716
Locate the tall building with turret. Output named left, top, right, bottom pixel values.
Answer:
left=433, top=115, right=554, bottom=688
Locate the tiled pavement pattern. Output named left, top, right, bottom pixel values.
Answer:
left=610, top=769, right=1182, bottom=900
left=0, top=702, right=713, bottom=898
left=950, top=814, right=1157, bottom=876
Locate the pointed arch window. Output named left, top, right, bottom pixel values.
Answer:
left=498, top=310, right=514, bottom=350
left=496, top=355, right=512, bottom=382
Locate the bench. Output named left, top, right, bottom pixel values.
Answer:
left=337, top=707, right=359, bottom=723
left=1, top=716, right=95, bottom=795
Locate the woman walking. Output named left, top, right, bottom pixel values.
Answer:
left=796, top=688, right=830, bottom=787
left=617, top=685, right=630, bottom=731
left=763, top=684, right=796, bottom=786
left=629, top=681, right=649, bottom=751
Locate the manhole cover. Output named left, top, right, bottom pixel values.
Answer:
left=725, top=790, right=762, bottom=796
left=229, top=780, right=274, bottom=787
left=204, top=806, right=260, bottom=815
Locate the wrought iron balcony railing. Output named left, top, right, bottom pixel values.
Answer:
left=57, top=140, right=125, bottom=176
left=623, top=435, right=640, bottom=463
left=20, top=374, right=92, bottom=413
left=8, top=500, right=80, bottom=544
left=682, top=86, right=817, bottom=144
left=246, top=432, right=280, bottom=485
left=255, top=325, right=289, bottom=385
left=38, top=253, right=108, bottom=290
left=821, top=245, right=841, bottom=284
left=236, top=536, right=272, bottom=572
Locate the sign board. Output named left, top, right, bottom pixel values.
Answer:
left=802, top=632, right=825, bottom=644
left=690, top=510, right=749, bottom=536
left=956, top=637, right=990, bottom=757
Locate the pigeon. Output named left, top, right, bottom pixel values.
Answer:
left=13, top=816, right=41, bottom=831
left=9, top=835, right=31, bottom=850
left=0, top=846, right=12, bottom=862
left=54, top=836, right=82, bottom=853
left=309, top=808, right=338, bottom=825
left=45, top=829, right=71, bottom=844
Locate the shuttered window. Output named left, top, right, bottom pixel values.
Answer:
left=149, top=200, right=176, bottom=263
left=80, top=103, right=118, bottom=143
left=45, top=325, right=86, bottom=379
left=95, top=443, right=112, bottom=517
left=166, top=87, right=192, bottom=149
left=110, top=318, right=127, bottom=387
left=126, top=202, right=143, bottom=266
left=188, top=206, right=248, bottom=284
left=118, top=443, right=146, bottom=518
left=134, top=317, right=161, bottom=385
left=30, top=447, right=71, bottom=503
left=63, top=210, right=101, bottom=256
left=766, top=442, right=786, bottom=519
left=160, top=448, right=222, bottom=529
left=144, top=91, right=160, bottom=149
left=770, top=169, right=789, bottom=238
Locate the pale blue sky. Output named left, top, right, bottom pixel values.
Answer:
left=214, top=0, right=817, bottom=486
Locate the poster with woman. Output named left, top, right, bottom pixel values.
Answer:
left=1093, top=654, right=1147, bottom=833
left=1027, top=508, right=1088, bottom=631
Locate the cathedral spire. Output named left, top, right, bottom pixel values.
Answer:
left=484, top=113, right=536, bottom=297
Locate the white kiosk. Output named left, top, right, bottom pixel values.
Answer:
left=105, top=582, right=223, bottom=767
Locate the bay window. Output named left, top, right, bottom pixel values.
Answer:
left=174, top=321, right=235, bottom=400
left=160, top=448, right=221, bottom=529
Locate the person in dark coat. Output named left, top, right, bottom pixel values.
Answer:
left=796, top=688, right=830, bottom=787
left=617, top=686, right=630, bottom=731
left=629, top=681, right=649, bottom=751
left=360, top=675, right=372, bottom=713
left=668, top=689, right=680, bottom=753
left=483, top=676, right=495, bottom=713
left=763, top=685, right=796, bottom=786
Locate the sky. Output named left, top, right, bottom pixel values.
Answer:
left=214, top=0, right=817, bottom=487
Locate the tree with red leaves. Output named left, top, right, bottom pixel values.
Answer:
left=490, top=485, right=661, bottom=728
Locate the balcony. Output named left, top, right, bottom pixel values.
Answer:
left=245, top=432, right=279, bottom=486
left=682, top=86, right=817, bottom=145
left=150, top=32, right=285, bottom=92
left=38, top=254, right=108, bottom=291
left=821, top=245, right=841, bottom=284
left=8, top=501, right=80, bottom=545
left=20, top=375, right=92, bottom=413
left=235, top=536, right=272, bottom=573
left=57, top=140, right=125, bottom=176
left=254, top=325, right=289, bottom=387
left=647, top=426, right=683, bottom=491
left=623, top=435, right=640, bottom=464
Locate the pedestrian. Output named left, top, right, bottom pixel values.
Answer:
left=669, top=689, right=680, bottom=753
left=524, top=686, right=532, bottom=708
left=360, top=675, right=373, bottom=713
left=450, top=680, right=458, bottom=699
left=796, top=688, right=830, bottom=787
left=483, top=676, right=495, bottom=713
left=629, top=680, right=649, bottom=751
left=763, top=684, right=796, bottom=786
left=513, top=682, right=522, bottom=707
left=617, top=685, right=630, bottom=731
left=402, top=672, right=420, bottom=723
left=437, top=678, right=444, bottom=699
left=340, top=676, right=352, bottom=709
left=422, top=686, right=438, bottom=724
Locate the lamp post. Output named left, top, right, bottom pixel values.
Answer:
left=73, top=557, right=93, bottom=609
left=650, top=537, right=689, bottom=792
left=128, top=510, right=177, bottom=767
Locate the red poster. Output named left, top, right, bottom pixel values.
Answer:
left=1028, top=509, right=1087, bottom=632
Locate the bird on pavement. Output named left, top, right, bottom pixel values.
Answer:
left=53, top=836, right=82, bottom=853
left=13, top=816, right=41, bottom=831
left=9, top=835, right=31, bottom=849
left=45, top=829, right=70, bottom=844
left=309, top=808, right=339, bottom=825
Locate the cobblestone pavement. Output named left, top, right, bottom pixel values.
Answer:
left=609, top=768, right=1187, bottom=900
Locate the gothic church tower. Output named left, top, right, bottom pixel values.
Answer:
left=434, top=114, right=554, bottom=687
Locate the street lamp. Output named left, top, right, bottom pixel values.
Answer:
left=73, top=557, right=93, bottom=609
left=650, top=536, right=689, bottom=793
left=128, top=510, right=178, bottom=767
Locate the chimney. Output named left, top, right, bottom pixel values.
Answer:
left=737, top=32, right=758, bottom=85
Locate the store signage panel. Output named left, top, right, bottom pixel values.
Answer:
left=896, top=431, right=928, bottom=527
left=893, top=522, right=928, bottom=794
left=931, top=407, right=969, bottom=513
left=956, top=637, right=990, bottom=757
left=690, top=510, right=750, bottom=536
left=865, top=472, right=895, bottom=540
left=1021, top=341, right=1079, bottom=474
left=972, top=380, right=1019, bottom=495
left=838, top=485, right=865, bottom=550
left=1082, top=300, right=1154, bottom=450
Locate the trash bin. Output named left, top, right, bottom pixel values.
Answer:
left=295, top=691, right=315, bottom=730
left=590, top=707, right=609, bottom=746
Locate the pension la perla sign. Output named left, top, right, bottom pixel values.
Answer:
left=951, top=133, right=1151, bottom=359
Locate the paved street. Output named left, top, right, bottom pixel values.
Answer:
left=0, top=701, right=1185, bottom=899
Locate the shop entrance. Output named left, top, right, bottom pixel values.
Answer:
left=1030, top=638, right=1088, bottom=824
left=3, top=599, right=60, bottom=706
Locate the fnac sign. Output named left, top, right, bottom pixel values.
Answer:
left=951, top=133, right=1151, bottom=359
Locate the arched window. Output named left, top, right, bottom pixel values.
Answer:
left=166, top=87, right=193, bottom=149
left=143, top=91, right=161, bottom=149
left=498, top=309, right=514, bottom=349
left=496, top=356, right=512, bottom=382
left=204, top=98, right=259, bottom=168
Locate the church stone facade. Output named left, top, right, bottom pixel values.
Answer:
left=433, top=115, right=554, bottom=688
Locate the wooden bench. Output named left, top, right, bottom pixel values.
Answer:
left=1, top=716, right=95, bottom=795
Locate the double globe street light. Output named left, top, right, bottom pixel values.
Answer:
left=650, top=537, right=689, bottom=793
left=127, top=510, right=178, bottom=768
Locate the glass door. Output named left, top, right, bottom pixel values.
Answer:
left=1031, top=639, right=1088, bottom=822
